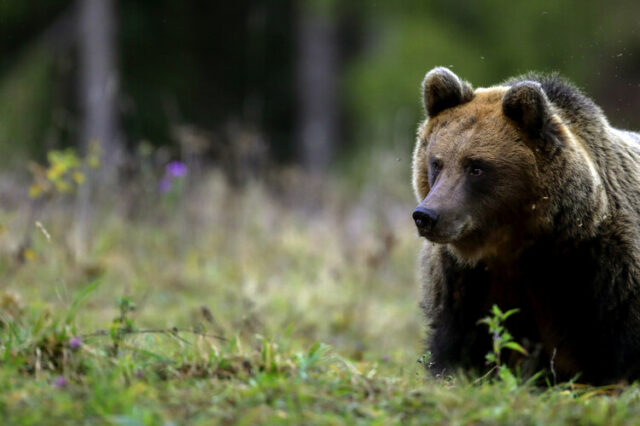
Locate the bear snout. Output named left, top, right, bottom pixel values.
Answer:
left=413, top=206, right=439, bottom=237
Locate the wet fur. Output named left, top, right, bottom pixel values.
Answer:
left=414, top=68, right=640, bottom=384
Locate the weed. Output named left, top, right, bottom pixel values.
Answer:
left=479, top=305, right=528, bottom=368
left=475, top=304, right=529, bottom=388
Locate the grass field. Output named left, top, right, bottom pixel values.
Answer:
left=3, top=157, right=640, bottom=425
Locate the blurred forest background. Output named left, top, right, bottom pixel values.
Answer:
left=3, top=0, right=640, bottom=309
left=1, top=0, right=639, bottom=179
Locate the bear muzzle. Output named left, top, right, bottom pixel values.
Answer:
left=413, top=206, right=439, bottom=238
left=413, top=206, right=473, bottom=244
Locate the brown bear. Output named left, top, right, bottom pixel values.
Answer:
left=412, top=67, right=640, bottom=384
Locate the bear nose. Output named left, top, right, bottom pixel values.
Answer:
left=413, top=206, right=439, bottom=234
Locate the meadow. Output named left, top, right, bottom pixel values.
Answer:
left=2, top=153, right=640, bottom=425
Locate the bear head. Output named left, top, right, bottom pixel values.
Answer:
left=412, top=67, right=608, bottom=264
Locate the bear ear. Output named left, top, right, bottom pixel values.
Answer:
left=502, top=81, right=550, bottom=137
left=422, top=67, right=474, bottom=117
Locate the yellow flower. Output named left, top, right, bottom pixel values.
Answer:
left=46, top=163, right=65, bottom=181
left=29, top=184, right=42, bottom=198
left=23, top=248, right=36, bottom=261
left=55, top=180, right=71, bottom=193
left=72, top=171, right=85, bottom=184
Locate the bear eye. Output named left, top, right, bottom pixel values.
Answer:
left=430, top=159, right=442, bottom=174
left=469, top=167, right=483, bottom=176
left=465, top=159, right=488, bottom=177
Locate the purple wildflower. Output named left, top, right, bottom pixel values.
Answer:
left=69, top=336, right=82, bottom=350
left=158, top=177, right=172, bottom=193
left=166, top=161, right=187, bottom=178
left=54, top=376, right=67, bottom=388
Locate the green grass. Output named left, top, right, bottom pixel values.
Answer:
left=2, top=162, right=640, bottom=424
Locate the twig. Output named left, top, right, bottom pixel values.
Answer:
left=550, top=347, right=557, bottom=385
left=35, top=221, right=52, bottom=242
left=472, top=365, right=499, bottom=384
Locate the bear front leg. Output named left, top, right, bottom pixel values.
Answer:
left=421, top=249, right=492, bottom=377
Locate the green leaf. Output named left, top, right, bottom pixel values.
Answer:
left=502, top=308, right=521, bottom=320
left=503, top=341, right=528, bottom=355
left=492, top=305, right=502, bottom=317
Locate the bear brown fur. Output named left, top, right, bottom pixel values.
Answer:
left=412, top=67, right=640, bottom=384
